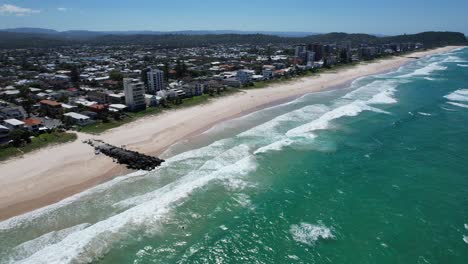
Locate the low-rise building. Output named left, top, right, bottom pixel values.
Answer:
left=109, top=104, right=128, bottom=112
left=87, top=90, right=110, bottom=104
left=237, top=70, right=252, bottom=85
left=262, top=69, right=274, bottom=80
left=39, top=100, right=63, bottom=117
left=23, top=118, right=43, bottom=133
left=0, top=106, right=27, bottom=120
left=88, top=104, right=108, bottom=113
left=223, top=77, right=242, bottom=88
left=3, top=118, right=25, bottom=130
left=63, top=112, right=94, bottom=126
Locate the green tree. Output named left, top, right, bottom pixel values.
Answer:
left=163, top=63, right=170, bottom=81
left=175, top=59, right=183, bottom=78
left=266, top=45, right=272, bottom=62
left=9, top=129, right=31, bottom=147
left=70, top=67, right=80, bottom=83
left=109, top=70, right=124, bottom=82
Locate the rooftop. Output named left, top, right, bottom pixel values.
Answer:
left=40, top=100, right=62, bottom=107
left=64, top=112, right=90, bottom=120
left=4, top=118, right=25, bottom=126
left=23, top=118, right=42, bottom=126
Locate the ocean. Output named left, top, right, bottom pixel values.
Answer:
left=1, top=47, right=467, bottom=264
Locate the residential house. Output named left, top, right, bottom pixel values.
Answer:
left=39, top=100, right=63, bottom=117
left=3, top=118, right=25, bottom=130
left=63, top=112, right=94, bottom=126
left=87, top=90, right=110, bottom=104
left=23, top=118, right=43, bottom=133
left=0, top=106, right=27, bottom=121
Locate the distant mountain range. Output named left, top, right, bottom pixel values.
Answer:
left=0, top=28, right=465, bottom=49
left=0, top=28, right=324, bottom=39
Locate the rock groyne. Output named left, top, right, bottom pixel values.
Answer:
left=84, top=139, right=164, bottom=170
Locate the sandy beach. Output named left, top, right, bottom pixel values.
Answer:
left=0, top=46, right=459, bottom=221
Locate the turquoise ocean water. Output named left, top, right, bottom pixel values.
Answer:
left=1, top=47, right=468, bottom=263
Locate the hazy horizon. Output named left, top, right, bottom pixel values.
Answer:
left=0, top=0, right=467, bottom=35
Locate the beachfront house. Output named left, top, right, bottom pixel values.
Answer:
left=2, top=119, right=25, bottom=130
left=63, top=112, right=94, bottom=126
left=23, top=118, right=43, bottom=133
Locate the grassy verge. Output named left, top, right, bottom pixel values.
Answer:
left=0, top=132, right=77, bottom=161
left=80, top=89, right=240, bottom=135
left=248, top=70, right=320, bottom=90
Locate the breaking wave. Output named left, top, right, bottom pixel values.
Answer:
left=16, top=155, right=257, bottom=264
left=398, top=62, right=447, bottom=78
left=286, top=101, right=388, bottom=138
left=447, top=102, right=468, bottom=109
left=444, top=89, right=468, bottom=102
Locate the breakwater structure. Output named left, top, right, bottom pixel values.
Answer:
left=84, top=139, right=165, bottom=170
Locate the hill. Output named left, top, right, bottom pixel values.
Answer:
left=0, top=30, right=465, bottom=49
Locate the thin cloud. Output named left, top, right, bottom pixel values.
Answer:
left=57, top=7, right=70, bottom=12
left=0, top=4, right=40, bottom=16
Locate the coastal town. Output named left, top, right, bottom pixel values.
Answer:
left=1, top=0, right=468, bottom=262
left=0, top=40, right=425, bottom=158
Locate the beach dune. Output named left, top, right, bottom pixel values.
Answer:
left=0, top=46, right=458, bottom=221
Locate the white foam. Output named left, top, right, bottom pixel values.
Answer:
left=0, top=170, right=147, bottom=231
left=16, top=155, right=257, bottom=264
left=254, top=138, right=295, bottom=154
left=457, top=64, right=468, bottom=67
left=417, top=112, right=432, bottom=116
left=290, top=222, right=334, bottom=246
left=445, top=89, right=468, bottom=102
left=442, top=55, right=468, bottom=63
left=464, top=235, right=468, bottom=244
left=447, top=102, right=468, bottom=109
left=451, top=47, right=467, bottom=52
left=398, top=62, right=447, bottom=78
left=342, top=79, right=403, bottom=102
left=288, top=255, right=300, bottom=260
left=238, top=104, right=329, bottom=138
left=367, top=87, right=398, bottom=105
left=114, top=144, right=254, bottom=208
left=8, top=224, right=90, bottom=263
left=441, top=106, right=457, bottom=112
left=286, top=101, right=387, bottom=138
left=232, top=193, right=253, bottom=208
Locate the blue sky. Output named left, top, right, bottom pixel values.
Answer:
left=0, top=0, right=467, bottom=35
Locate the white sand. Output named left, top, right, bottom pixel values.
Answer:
left=0, top=46, right=459, bottom=220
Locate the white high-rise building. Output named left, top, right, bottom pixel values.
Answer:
left=124, top=78, right=146, bottom=111
left=147, top=67, right=165, bottom=94
left=306, top=51, right=316, bottom=67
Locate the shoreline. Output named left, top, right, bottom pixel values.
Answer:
left=0, top=46, right=460, bottom=221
